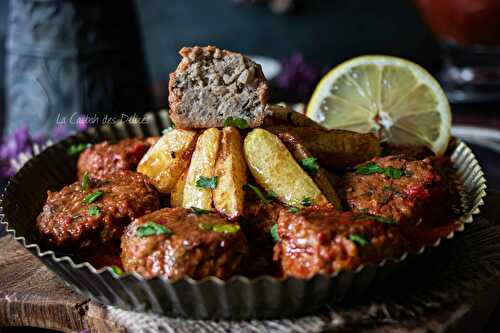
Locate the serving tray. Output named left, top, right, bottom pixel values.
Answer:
left=0, top=111, right=487, bottom=319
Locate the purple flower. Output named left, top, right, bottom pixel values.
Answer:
left=76, top=115, right=90, bottom=131
left=277, top=53, right=321, bottom=101
left=0, top=125, right=41, bottom=178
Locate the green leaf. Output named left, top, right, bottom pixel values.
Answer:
left=242, top=184, right=276, bottom=204
left=190, top=207, right=212, bottom=215
left=81, top=172, right=90, bottom=191
left=136, top=221, right=173, bottom=238
left=288, top=206, right=300, bottom=214
left=354, top=213, right=396, bottom=226
left=212, top=224, right=240, bottom=234
left=83, top=191, right=104, bottom=204
left=270, top=224, right=280, bottom=242
left=223, top=117, right=249, bottom=129
left=354, top=162, right=385, bottom=175
left=299, top=157, right=319, bottom=175
left=350, top=234, right=369, bottom=247
left=196, top=176, right=218, bottom=189
left=111, top=265, right=124, bottom=276
left=383, top=167, right=404, bottom=179
left=301, top=197, right=313, bottom=206
left=198, top=223, right=240, bottom=234
left=67, top=143, right=91, bottom=156
left=88, top=206, right=101, bottom=216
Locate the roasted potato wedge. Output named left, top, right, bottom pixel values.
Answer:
left=137, top=129, right=197, bottom=193
left=262, top=104, right=323, bottom=129
left=264, top=126, right=381, bottom=169
left=278, top=132, right=342, bottom=210
left=182, top=128, right=221, bottom=210
left=244, top=128, right=328, bottom=207
left=171, top=169, right=187, bottom=207
left=213, top=127, right=247, bottom=219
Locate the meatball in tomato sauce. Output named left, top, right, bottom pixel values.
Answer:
left=77, top=138, right=153, bottom=179
left=121, top=208, right=248, bottom=280
left=36, top=171, right=160, bottom=249
left=273, top=205, right=408, bottom=279
left=339, top=155, right=447, bottom=226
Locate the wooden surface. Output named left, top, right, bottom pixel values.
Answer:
left=1, top=193, right=500, bottom=333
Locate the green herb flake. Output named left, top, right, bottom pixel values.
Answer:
left=243, top=184, right=276, bottom=204
left=301, top=197, right=313, bottom=206
left=196, top=176, right=218, bottom=189
left=383, top=167, right=404, bottom=180
left=111, top=265, right=124, bottom=276
left=136, top=221, right=173, bottom=238
left=198, top=222, right=213, bottom=231
left=354, top=213, right=396, bottom=226
left=354, top=162, right=385, bottom=175
left=191, top=207, right=212, bottom=215
left=270, top=224, right=280, bottom=242
left=288, top=206, right=300, bottom=214
left=350, top=234, right=369, bottom=247
left=212, top=224, right=240, bottom=234
left=299, top=157, right=319, bottom=175
left=81, top=172, right=90, bottom=191
left=88, top=206, right=101, bottom=216
left=224, top=117, right=249, bottom=129
left=83, top=190, right=104, bottom=204
left=67, top=143, right=91, bottom=156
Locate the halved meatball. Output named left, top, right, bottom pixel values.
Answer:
left=121, top=208, right=248, bottom=280
left=273, top=205, right=408, bottom=279
left=339, top=155, right=447, bottom=225
left=36, top=171, right=160, bottom=249
left=77, top=138, right=153, bottom=179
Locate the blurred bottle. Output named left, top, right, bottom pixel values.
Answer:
left=414, top=0, right=500, bottom=103
left=5, top=0, right=152, bottom=136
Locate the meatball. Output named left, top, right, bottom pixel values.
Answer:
left=121, top=208, right=248, bottom=280
left=77, top=138, right=151, bottom=179
left=37, top=171, right=160, bottom=249
left=339, top=155, right=446, bottom=225
left=273, top=205, right=408, bottom=279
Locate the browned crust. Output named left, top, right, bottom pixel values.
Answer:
left=168, top=46, right=269, bottom=129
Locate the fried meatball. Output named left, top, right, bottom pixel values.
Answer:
left=37, top=171, right=160, bottom=249
left=273, top=205, right=408, bottom=279
left=77, top=138, right=151, bottom=179
left=121, top=208, right=248, bottom=280
left=339, top=155, right=447, bottom=225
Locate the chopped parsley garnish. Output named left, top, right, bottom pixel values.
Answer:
left=350, top=234, right=369, bottom=247
left=190, top=207, right=212, bottom=215
left=270, top=224, right=280, bottom=242
left=88, top=206, right=101, bottom=216
left=111, top=265, right=124, bottom=276
left=354, top=162, right=407, bottom=180
left=136, top=221, right=173, bottom=238
left=288, top=206, right=300, bottom=214
left=67, top=143, right=91, bottom=156
left=83, top=191, right=104, bottom=204
left=223, top=117, right=249, bottom=129
left=301, top=197, right=313, bottom=206
left=196, top=176, right=218, bottom=189
left=81, top=172, right=90, bottom=191
left=198, top=223, right=240, bottom=234
left=242, top=184, right=276, bottom=204
left=299, top=157, right=319, bottom=175
left=354, top=213, right=396, bottom=226
left=171, top=123, right=176, bottom=129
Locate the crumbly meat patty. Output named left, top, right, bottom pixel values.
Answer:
left=37, top=171, right=160, bottom=249
left=273, top=205, right=408, bottom=278
left=121, top=208, right=248, bottom=280
left=168, top=46, right=269, bottom=128
left=339, top=155, right=446, bottom=225
left=77, top=138, right=152, bottom=179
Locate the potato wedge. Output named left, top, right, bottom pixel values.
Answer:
left=182, top=128, right=221, bottom=210
left=262, top=104, right=324, bottom=129
left=213, top=127, right=247, bottom=219
left=137, top=129, right=198, bottom=193
left=278, top=132, right=342, bottom=210
left=244, top=128, right=327, bottom=207
left=264, top=126, right=381, bottom=169
left=171, top=169, right=187, bottom=207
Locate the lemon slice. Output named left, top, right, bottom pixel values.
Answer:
left=306, top=55, right=451, bottom=155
